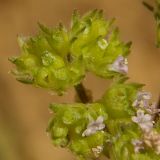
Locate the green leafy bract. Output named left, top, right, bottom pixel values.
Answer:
left=101, top=81, right=143, bottom=119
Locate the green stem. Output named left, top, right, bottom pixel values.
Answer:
left=154, top=95, right=160, bottom=121
left=74, top=83, right=92, bottom=103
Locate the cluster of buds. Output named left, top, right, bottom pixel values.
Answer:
left=132, top=130, right=160, bottom=155
left=143, top=130, right=160, bottom=155
left=91, top=145, right=103, bottom=158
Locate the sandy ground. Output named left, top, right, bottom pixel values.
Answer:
left=0, top=0, right=160, bottom=159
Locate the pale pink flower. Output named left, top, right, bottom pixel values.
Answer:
left=132, top=109, right=153, bottom=132
left=82, top=116, right=105, bottom=137
left=132, top=91, right=152, bottom=108
left=108, top=55, right=128, bottom=74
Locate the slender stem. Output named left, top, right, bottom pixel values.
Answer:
left=142, top=1, right=154, bottom=12
left=74, top=83, right=92, bottom=103
left=158, top=95, right=160, bottom=107
left=154, top=95, right=160, bottom=121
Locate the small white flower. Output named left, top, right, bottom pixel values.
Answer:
left=82, top=116, right=105, bottom=137
left=132, top=91, right=152, bottom=108
left=132, top=109, right=153, bottom=132
left=92, top=145, right=103, bottom=158
left=108, top=55, right=128, bottom=74
left=132, top=139, right=144, bottom=153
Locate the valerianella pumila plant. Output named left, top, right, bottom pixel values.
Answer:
left=9, top=10, right=160, bottom=160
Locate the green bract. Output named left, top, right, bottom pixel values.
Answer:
left=10, top=10, right=131, bottom=94
left=102, top=81, right=144, bottom=119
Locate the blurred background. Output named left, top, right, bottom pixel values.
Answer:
left=0, top=0, right=160, bottom=159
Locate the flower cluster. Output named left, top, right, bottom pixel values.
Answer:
left=131, top=130, right=160, bottom=156
left=144, top=130, right=160, bottom=154
left=132, top=91, right=160, bottom=123
left=47, top=103, right=108, bottom=159
left=131, top=91, right=160, bottom=155
left=9, top=10, right=131, bottom=95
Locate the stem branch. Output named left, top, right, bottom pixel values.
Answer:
left=142, top=1, right=154, bottom=12
left=74, top=83, right=92, bottom=103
